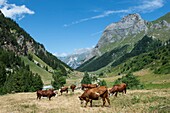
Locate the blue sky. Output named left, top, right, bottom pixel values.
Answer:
left=0, top=0, right=170, bottom=56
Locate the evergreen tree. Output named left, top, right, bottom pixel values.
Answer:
left=81, top=72, right=92, bottom=84
left=3, top=69, right=43, bottom=93
left=0, top=63, right=6, bottom=87
left=31, top=73, right=43, bottom=91
left=51, top=70, right=66, bottom=89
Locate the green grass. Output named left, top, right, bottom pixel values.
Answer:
left=134, top=70, right=170, bottom=89
left=144, top=83, right=170, bottom=89
left=21, top=56, right=53, bottom=85
left=31, top=53, right=54, bottom=72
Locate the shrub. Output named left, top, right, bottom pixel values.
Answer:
left=113, top=73, right=144, bottom=89
left=98, top=80, right=107, bottom=86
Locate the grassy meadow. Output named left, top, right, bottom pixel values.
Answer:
left=0, top=89, right=170, bottom=113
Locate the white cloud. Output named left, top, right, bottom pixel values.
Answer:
left=64, top=10, right=128, bottom=27
left=130, top=0, right=164, bottom=13
left=0, top=0, right=7, bottom=5
left=53, top=52, right=69, bottom=57
left=0, top=0, right=34, bottom=20
left=64, top=0, right=165, bottom=27
left=54, top=46, right=94, bottom=57
left=91, top=30, right=103, bottom=37
left=73, top=47, right=93, bottom=55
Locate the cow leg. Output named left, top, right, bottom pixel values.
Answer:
left=124, top=88, right=126, bottom=94
left=90, top=100, right=93, bottom=107
left=85, top=98, right=89, bottom=107
left=115, top=92, right=118, bottom=97
left=106, top=97, right=110, bottom=106
left=102, top=98, right=106, bottom=107
left=49, top=96, right=51, bottom=100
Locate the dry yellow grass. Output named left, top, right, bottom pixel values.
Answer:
left=0, top=89, right=170, bottom=113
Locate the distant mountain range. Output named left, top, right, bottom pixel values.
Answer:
left=59, top=48, right=92, bottom=69
left=70, top=12, right=170, bottom=72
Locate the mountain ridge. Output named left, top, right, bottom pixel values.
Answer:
left=77, top=12, right=170, bottom=72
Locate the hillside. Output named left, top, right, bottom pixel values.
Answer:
left=77, top=12, right=170, bottom=72
left=112, top=39, right=170, bottom=75
left=0, top=10, right=72, bottom=94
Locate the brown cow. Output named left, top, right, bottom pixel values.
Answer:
left=107, top=87, right=113, bottom=96
left=81, top=84, right=98, bottom=90
left=79, top=86, right=110, bottom=107
left=109, top=83, right=127, bottom=97
left=37, top=89, right=56, bottom=100
left=60, top=86, right=68, bottom=95
left=70, top=84, right=76, bottom=92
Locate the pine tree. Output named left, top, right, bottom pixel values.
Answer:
left=81, top=72, right=92, bottom=84
left=32, top=73, right=43, bottom=91
left=51, top=70, right=66, bottom=89
left=0, top=63, right=6, bottom=87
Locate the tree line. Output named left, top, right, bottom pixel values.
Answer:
left=0, top=48, right=43, bottom=95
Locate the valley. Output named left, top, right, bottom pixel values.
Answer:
left=0, top=6, right=170, bottom=113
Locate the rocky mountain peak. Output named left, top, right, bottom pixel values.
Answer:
left=97, top=13, right=148, bottom=50
left=121, top=13, right=142, bottom=23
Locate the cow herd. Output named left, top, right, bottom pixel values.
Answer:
left=36, top=83, right=127, bottom=107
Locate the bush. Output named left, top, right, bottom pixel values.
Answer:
left=98, top=80, right=107, bottom=86
left=113, top=73, right=144, bottom=89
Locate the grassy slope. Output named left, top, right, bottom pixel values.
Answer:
left=31, top=53, right=54, bottom=72
left=103, top=68, right=170, bottom=88
left=134, top=69, right=170, bottom=89
left=21, top=56, right=53, bottom=85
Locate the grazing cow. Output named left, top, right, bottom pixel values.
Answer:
left=79, top=86, right=110, bottom=107
left=60, top=86, right=68, bottom=95
left=70, top=84, right=76, bottom=92
left=109, top=83, right=127, bottom=97
left=107, top=87, right=113, bottom=96
left=37, top=89, right=56, bottom=100
left=81, top=84, right=98, bottom=90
